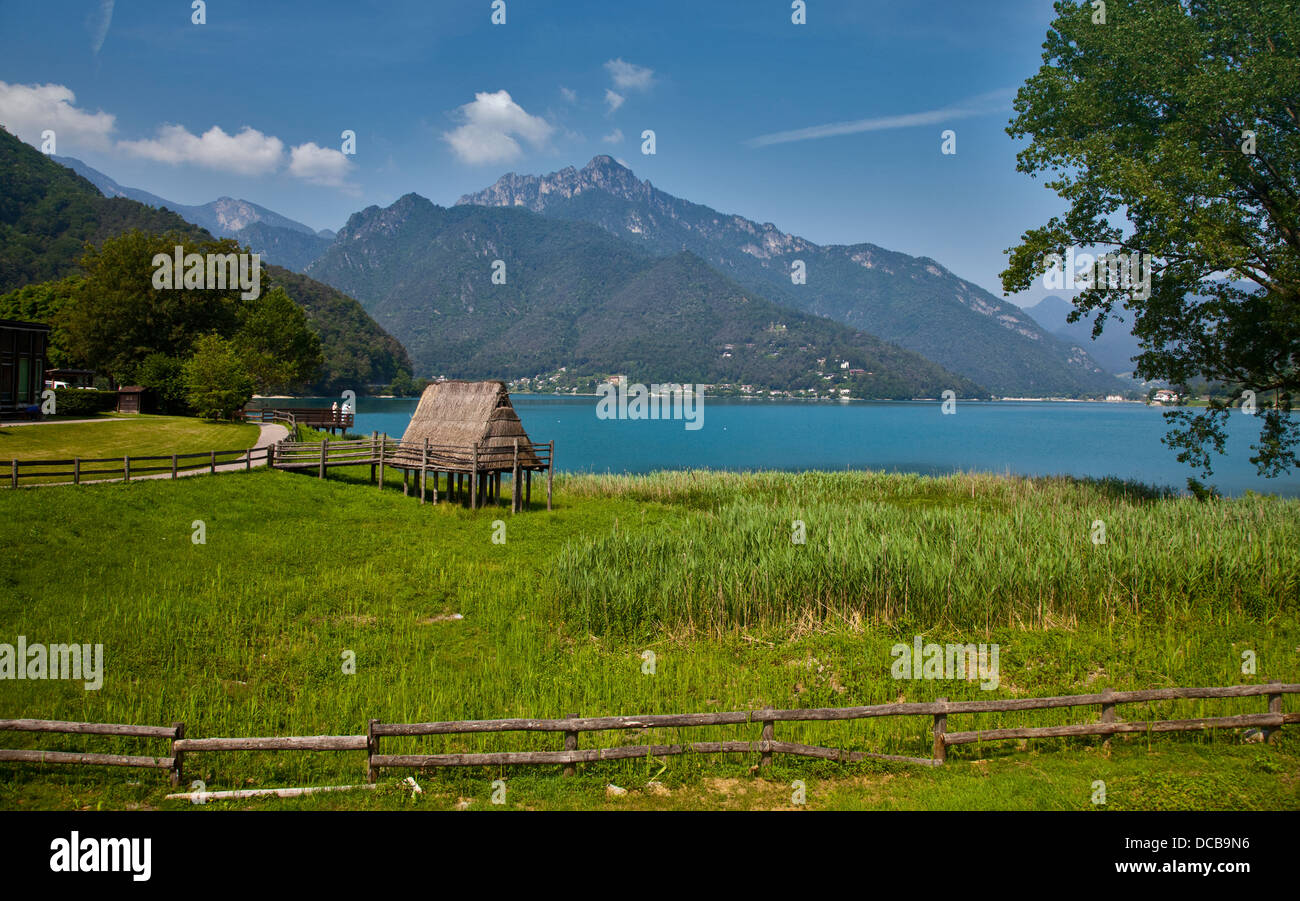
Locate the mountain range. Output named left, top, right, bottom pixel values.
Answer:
left=307, top=194, right=982, bottom=398
left=14, top=144, right=1134, bottom=398
left=53, top=156, right=334, bottom=272
left=457, top=156, right=1126, bottom=398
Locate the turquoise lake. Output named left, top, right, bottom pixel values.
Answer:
left=251, top=396, right=1300, bottom=498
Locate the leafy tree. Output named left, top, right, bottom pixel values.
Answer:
left=233, top=286, right=323, bottom=393
left=133, top=353, right=189, bottom=414
left=183, top=334, right=254, bottom=420
left=1002, top=0, right=1299, bottom=476
left=61, top=230, right=245, bottom=382
left=0, top=276, right=80, bottom=368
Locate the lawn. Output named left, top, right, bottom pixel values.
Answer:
left=0, top=456, right=1296, bottom=811
left=0, top=415, right=260, bottom=461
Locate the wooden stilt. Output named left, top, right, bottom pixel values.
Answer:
left=526, top=469, right=531, bottom=508
left=511, top=439, right=520, bottom=514
left=471, top=443, right=479, bottom=510
left=420, top=439, right=429, bottom=504
left=546, top=441, right=554, bottom=511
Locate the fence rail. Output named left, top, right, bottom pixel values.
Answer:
left=2, top=682, right=1293, bottom=788
left=6, top=446, right=273, bottom=487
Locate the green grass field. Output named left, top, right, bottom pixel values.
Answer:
left=0, top=450, right=1296, bottom=811
left=0, top=415, right=260, bottom=461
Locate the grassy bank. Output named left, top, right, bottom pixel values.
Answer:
left=0, top=463, right=1296, bottom=810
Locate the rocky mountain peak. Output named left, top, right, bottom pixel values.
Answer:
left=457, top=155, right=651, bottom=211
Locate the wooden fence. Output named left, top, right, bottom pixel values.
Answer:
left=4, top=409, right=300, bottom=488
left=2, top=682, right=1294, bottom=787
left=242, top=406, right=348, bottom=434
left=6, top=446, right=273, bottom=487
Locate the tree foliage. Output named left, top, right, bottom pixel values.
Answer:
left=183, top=334, right=254, bottom=420
left=233, top=286, right=323, bottom=394
left=1002, top=0, right=1300, bottom=476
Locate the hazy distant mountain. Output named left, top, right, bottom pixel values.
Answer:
left=307, top=193, right=984, bottom=398
left=53, top=156, right=334, bottom=272
left=459, top=156, right=1126, bottom=397
left=1022, top=295, right=1144, bottom=375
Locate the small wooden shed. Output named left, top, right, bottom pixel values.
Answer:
left=116, top=386, right=147, bottom=414
left=394, top=380, right=551, bottom=510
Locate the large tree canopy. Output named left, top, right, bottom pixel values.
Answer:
left=56, top=230, right=323, bottom=399
left=1002, top=0, right=1299, bottom=477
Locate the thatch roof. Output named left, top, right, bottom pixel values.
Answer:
left=399, top=380, right=542, bottom=470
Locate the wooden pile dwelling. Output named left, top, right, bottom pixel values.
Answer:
left=391, top=380, right=552, bottom=511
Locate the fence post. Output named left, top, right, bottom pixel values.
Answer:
left=209, top=450, right=216, bottom=474
left=1267, top=680, right=1283, bottom=744
left=123, top=455, right=131, bottom=483
left=563, top=713, right=579, bottom=777
left=170, top=722, right=185, bottom=787
left=760, top=707, right=775, bottom=768
left=245, top=448, right=251, bottom=471
left=367, top=719, right=379, bottom=783
left=546, top=441, right=554, bottom=511
left=1100, top=687, right=1116, bottom=749
left=420, top=439, right=429, bottom=504
left=74, top=457, right=80, bottom=485
left=10, top=459, right=15, bottom=489
left=319, top=437, right=328, bottom=479
left=377, top=435, right=385, bottom=489
left=526, top=469, right=531, bottom=509
left=369, top=432, right=378, bottom=485
left=932, top=697, right=948, bottom=764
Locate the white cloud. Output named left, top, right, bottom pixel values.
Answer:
left=0, top=81, right=115, bottom=150
left=559, top=86, right=577, bottom=103
left=443, top=90, right=555, bottom=165
left=604, top=89, right=625, bottom=114
left=89, top=0, right=114, bottom=55
left=119, top=124, right=285, bottom=175
left=604, top=59, right=654, bottom=92
left=288, top=141, right=351, bottom=186
left=746, top=88, right=1015, bottom=147
left=601, top=128, right=624, bottom=145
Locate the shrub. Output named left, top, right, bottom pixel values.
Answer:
left=51, top=388, right=116, bottom=417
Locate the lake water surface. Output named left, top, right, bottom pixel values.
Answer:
left=251, top=396, right=1300, bottom=498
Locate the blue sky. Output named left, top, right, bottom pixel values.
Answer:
left=0, top=0, right=1071, bottom=304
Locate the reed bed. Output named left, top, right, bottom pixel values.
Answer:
left=556, top=471, right=1299, bottom=637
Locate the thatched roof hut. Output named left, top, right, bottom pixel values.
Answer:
left=399, top=380, right=542, bottom=470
